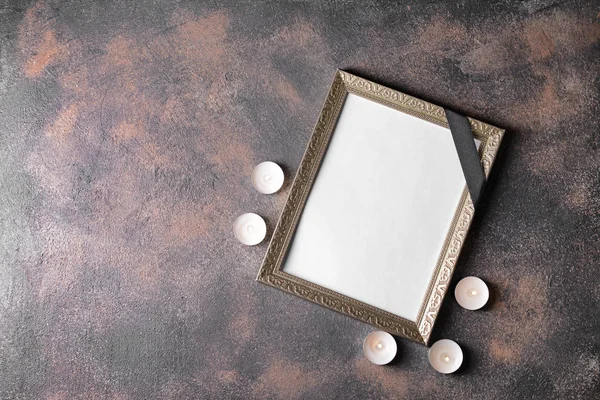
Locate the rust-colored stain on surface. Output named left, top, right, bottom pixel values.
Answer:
left=1, top=0, right=599, bottom=399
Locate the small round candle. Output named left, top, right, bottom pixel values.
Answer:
left=455, top=276, right=489, bottom=310
left=233, top=213, right=267, bottom=246
left=363, top=331, right=397, bottom=365
left=428, top=339, right=463, bottom=374
left=251, top=161, right=284, bottom=194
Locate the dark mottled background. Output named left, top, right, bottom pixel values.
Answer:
left=0, top=0, right=599, bottom=399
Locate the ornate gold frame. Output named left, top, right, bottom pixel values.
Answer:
left=256, top=70, right=504, bottom=345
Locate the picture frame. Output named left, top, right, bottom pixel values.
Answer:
left=256, top=70, right=504, bottom=345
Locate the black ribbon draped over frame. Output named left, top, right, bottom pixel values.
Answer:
left=444, top=109, right=486, bottom=207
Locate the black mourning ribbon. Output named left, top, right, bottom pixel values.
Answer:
left=444, top=109, right=486, bottom=207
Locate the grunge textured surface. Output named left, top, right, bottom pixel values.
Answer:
left=1, top=0, right=599, bottom=399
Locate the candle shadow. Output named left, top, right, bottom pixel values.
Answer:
left=275, top=162, right=294, bottom=193
left=260, top=215, right=276, bottom=245
left=453, top=344, right=471, bottom=375
left=480, top=281, right=500, bottom=312
left=387, top=344, right=402, bottom=366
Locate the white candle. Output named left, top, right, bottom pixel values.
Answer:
left=428, top=339, right=463, bottom=374
left=455, top=276, right=489, bottom=310
left=363, top=331, right=397, bottom=365
left=251, top=161, right=284, bottom=194
left=233, top=213, right=267, bottom=246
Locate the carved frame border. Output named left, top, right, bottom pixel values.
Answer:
left=256, top=70, right=504, bottom=345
